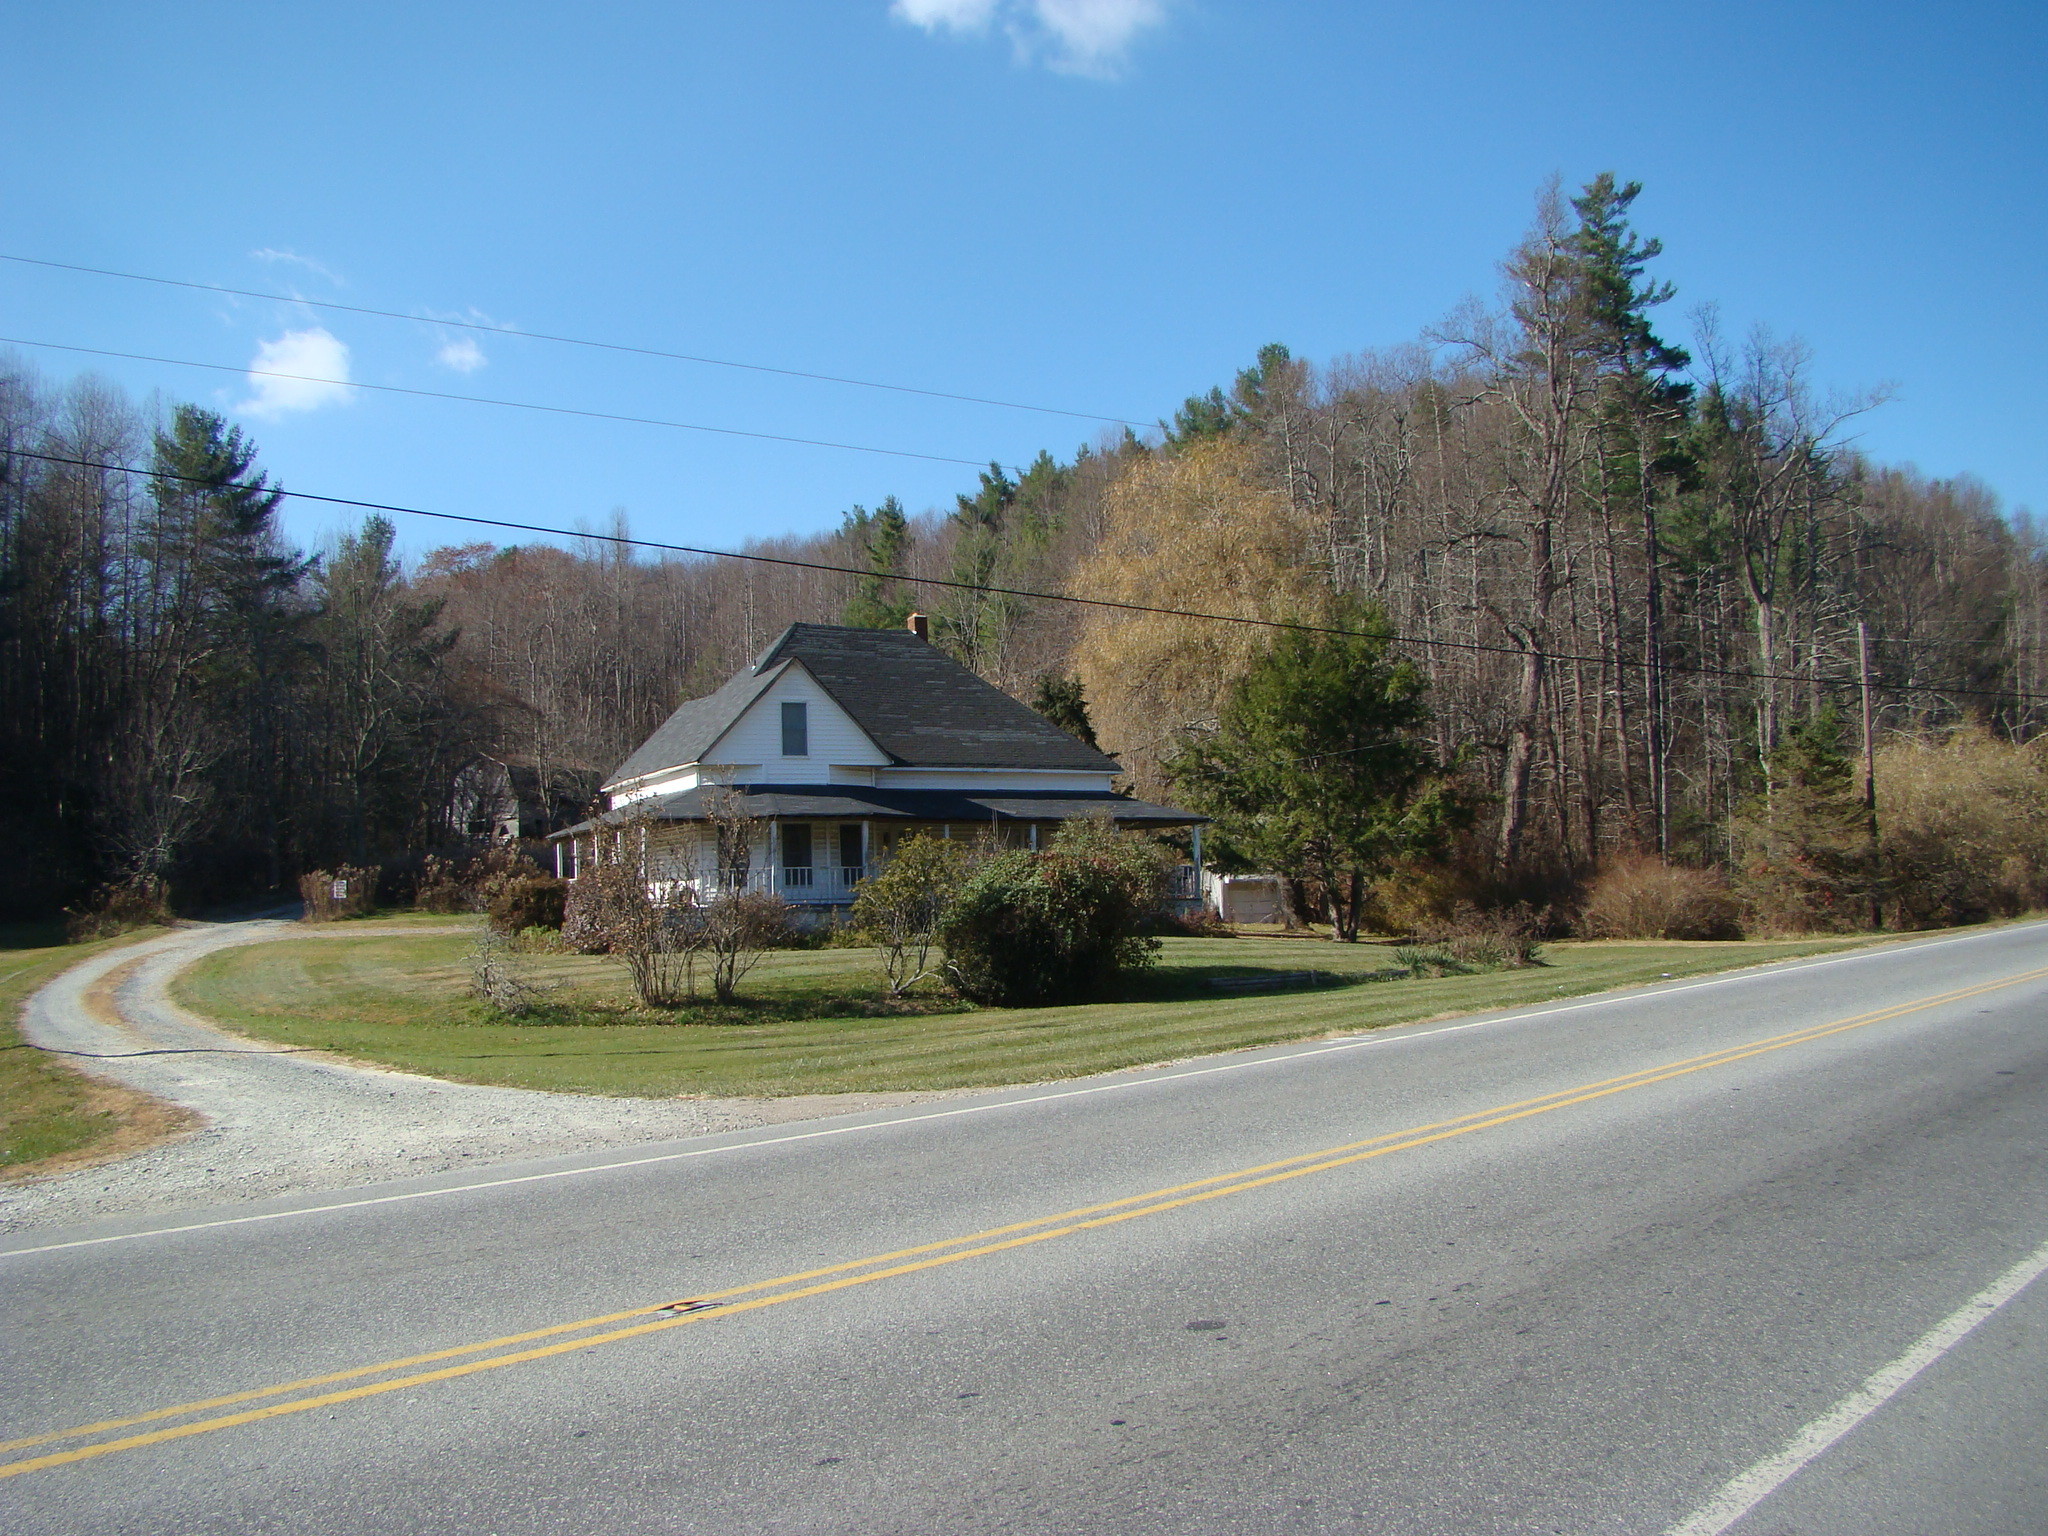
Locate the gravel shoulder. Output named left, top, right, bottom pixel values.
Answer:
left=0, top=919, right=973, bottom=1234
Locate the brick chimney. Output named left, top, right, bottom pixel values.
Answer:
left=906, top=611, right=929, bottom=640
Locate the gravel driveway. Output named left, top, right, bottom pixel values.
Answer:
left=2, top=920, right=967, bottom=1234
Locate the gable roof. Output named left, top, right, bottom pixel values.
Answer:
left=606, top=658, right=795, bottom=788
left=606, top=623, right=1120, bottom=787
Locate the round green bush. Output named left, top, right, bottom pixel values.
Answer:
left=939, top=834, right=1161, bottom=1007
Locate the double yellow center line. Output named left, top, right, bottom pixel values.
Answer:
left=6, top=963, right=2043, bottom=1480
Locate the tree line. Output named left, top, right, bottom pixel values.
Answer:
left=4, top=173, right=2041, bottom=925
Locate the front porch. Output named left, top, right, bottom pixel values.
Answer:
left=556, top=811, right=1205, bottom=910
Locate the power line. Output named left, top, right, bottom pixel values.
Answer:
left=0, top=335, right=1021, bottom=473
left=0, top=252, right=1151, bottom=430
left=10, top=446, right=2048, bottom=707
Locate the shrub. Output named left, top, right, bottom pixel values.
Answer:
left=561, top=872, right=613, bottom=953
left=65, top=875, right=175, bottom=942
left=849, top=833, right=975, bottom=996
left=1412, top=902, right=1544, bottom=968
left=692, top=889, right=794, bottom=1004
left=300, top=866, right=379, bottom=922
left=414, top=854, right=473, bottom=913
left=940, top=822, right=1164, bottom=1007
left=484, top=874, right=568, bottom=935
left=1391, top=944, right=1465, bottom=978
left=1876, top=729, right=2048, bottom=928
left=564, top=853, right=698, bottom=1005
left=411, top=845, right=546, bottom=915
left=468, top=926, right=552, bottom=1016
left=1578, top=856, right=1741, bottom=940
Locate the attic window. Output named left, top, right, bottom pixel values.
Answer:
left=781, top=701, right=808, bottom=757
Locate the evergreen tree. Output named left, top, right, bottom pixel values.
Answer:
left=1029, top=673, right=1098, bottom=748
left=1167, top=343, right=1295, bottom=444
left=939, top=463, right=1019, bottom=673
left=113, top=407, right=308, bottom=889
left=1732, top=708, right=1877, bottom=930
left=1567, top=174, right=1695, bottom=854
left=1168, top=606, right=1472, bottom=940
left=841, top=496, right=912, bottom=629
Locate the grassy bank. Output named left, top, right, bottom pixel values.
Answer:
left=0, top=923, right=176, bottom=1174
left=175, top=927, right=1883, bottom=1099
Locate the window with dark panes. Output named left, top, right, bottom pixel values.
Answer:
left=838, top=824, right=864, bottom=873
left=781, top=824, right=813, bottom=870
left=781, top=701, right=808, bottom=757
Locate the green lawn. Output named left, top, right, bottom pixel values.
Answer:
left=173, top=926, right=1887, bottom=1099
left=0, top=922, right=172, bottom=1171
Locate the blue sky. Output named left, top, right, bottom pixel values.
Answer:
left=4, top=1, right=2042, bottom=557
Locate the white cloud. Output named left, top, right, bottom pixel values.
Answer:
left=249, top=248, right=346, bottom=287
left=893, top=0, right=998, bottom=29
left=436, top=335, right=487, bottom=373
left=238, top=328, right=354, bottom=418
left=893, top=0, right=1166, bottom=76
left=420, top=308, right=512, bottom=374
left=1028, top=0, right=1165, bottom=74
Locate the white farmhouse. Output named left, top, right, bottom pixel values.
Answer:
left=551, top=617, right=1206, bottom=909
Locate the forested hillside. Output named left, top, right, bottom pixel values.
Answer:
left=4, top=176, right=2041, bottom=924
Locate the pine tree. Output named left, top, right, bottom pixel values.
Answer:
left=1168, top=605, right=1471, bottom=940
left=1029, top=673, right=1098, bottom=747
left=111, top=407, right=307, bottom=888
left=1568, top=174, right=1693, bottom=854
left=841, top=496, right=912, bottom=629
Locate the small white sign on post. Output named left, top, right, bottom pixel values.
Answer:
left=330, top=879, right=348, bottom=902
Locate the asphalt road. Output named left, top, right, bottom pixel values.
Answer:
left=5, top=922, right=2046, bottom=1534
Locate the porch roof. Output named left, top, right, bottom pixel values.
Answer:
left=552, top=784, right=1205, bottom=837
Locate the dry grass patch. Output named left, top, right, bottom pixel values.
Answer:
left=0, top=923, right=194, bottom=1177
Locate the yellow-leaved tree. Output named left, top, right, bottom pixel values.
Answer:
left=1067, top=439, right=1319, bottom=795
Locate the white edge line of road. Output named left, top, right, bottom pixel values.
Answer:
left=3, top=921, right=2039, bottom=1261
left=1666, top=1231, right=2048, bottom=1535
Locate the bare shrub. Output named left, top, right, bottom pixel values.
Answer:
left=1876, top=730, right=2048, bottom=927
left=570, top=850, right=701, bottom=1007
left=1578, top=856, right=1741, bottom=940
left=1412, top=902, right=1545, bottom=968
left=484, top=874, right=567, bottom=935
left=65, top=875, right=175, bottom=942
left=467, top=926, right=551, bottom=1016
left=695, top=889, right=794, bottom=1004
left=299, top=865, right=379, bottom=922
left=414, top=854, right=473, bottom=913
left=560, top=871, right=614, bottom=954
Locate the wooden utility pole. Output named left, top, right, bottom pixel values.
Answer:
left=1857, top=620, right=1881, bottom=929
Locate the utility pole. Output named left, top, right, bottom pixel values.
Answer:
left=1857, top=620, right=1881, bottom=929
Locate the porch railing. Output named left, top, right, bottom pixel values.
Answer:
left=653, top=865, right=875, bottom=904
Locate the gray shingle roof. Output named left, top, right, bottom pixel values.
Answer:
left=605, top=660, right=792, bottom=787
left=605, top=623, right=1121, bottom=786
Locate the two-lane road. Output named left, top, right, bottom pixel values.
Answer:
left=5, top=923, right=2047, bottom=1533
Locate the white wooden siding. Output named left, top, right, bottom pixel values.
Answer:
left=876, top=767, right=1116, bottom=792
left=704, top=664, right=889, bottom=771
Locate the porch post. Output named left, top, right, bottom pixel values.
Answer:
left=1191, top=824, right=1205, bottom=905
